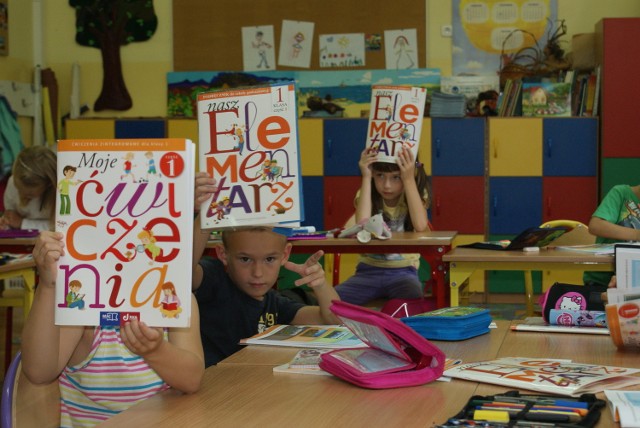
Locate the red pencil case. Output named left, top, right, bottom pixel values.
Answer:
left=319, top=300, right=446, bottom=389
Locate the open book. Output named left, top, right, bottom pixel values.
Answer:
left=240, top=324, right=367, bottom=349
left=444, top=357, right=640, bottom=397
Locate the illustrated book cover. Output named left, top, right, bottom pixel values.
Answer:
left=365, top=85, right=427, bottom=164
left=522, top=82, right=571, bottom=117
left=443, top=357, right=640, bottom=397
left=240, top=324, right=367, bottom=349
left=55, top=139, right=195, bottom=327
left=196, top=82, right=303, bottom=229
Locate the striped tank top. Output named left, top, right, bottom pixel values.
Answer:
left=59, top=326, right=169, bottom=427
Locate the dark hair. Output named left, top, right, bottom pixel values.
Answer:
left=370, top=158, right=430, bottom=232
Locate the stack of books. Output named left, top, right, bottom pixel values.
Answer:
left=429, top=91, right=466, bottom=117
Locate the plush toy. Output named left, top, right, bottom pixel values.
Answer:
left=337, top=214, right=392, bottom=243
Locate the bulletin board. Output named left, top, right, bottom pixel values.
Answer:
left=172, top=0, right=426, bottom=71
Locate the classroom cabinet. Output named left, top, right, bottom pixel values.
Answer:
left=65, top=115, right=598, bottom=293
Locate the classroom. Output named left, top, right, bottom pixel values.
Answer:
left=1, top=1, right=640, bottom=426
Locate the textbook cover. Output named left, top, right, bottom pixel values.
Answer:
left=197, top=82, right=303, bottom=229
left=444, top=357, right=640, bottom=397
left=55, top=139, right=195, bottom=327
left=365, top=85, right=427, bottom=164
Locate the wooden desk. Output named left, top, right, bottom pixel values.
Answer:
left=0, top=237, right=37, bottom=254
left=208, top=231, right=457, bottom=309
left=443, top=247, right=614, bottom=315
left=100, top=321, right=508, bottom=428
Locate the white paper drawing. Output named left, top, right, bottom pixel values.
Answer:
left=319, top=33, right=365, bottom=68
left=242, top=25, right=276, bottom=71
left=384, top=29, right=418, bottom=70
left=278, top=20, right=314, bottom=68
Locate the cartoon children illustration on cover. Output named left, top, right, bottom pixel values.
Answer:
left=65, top=279, right=86, bottom=310
left=57, top=165, right=81, bottom=215
left=120, top=152, right=137, bottom=183
left=159, top=281, right=182, bottom=319
left=141, top=151, right=159, bottom=182
left=136, top=228, right=162, bottom=264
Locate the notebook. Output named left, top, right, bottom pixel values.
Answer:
left=459, top=226, right=570, bottom=251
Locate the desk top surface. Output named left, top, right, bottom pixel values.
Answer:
left=100, top=320, right=628, bottom=427
left=207, top=230, right=458, bottom=248
left=443, top=246, right=614, bottom=263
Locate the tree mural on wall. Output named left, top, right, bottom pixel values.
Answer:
left=69, top=0, right=158, bottom=112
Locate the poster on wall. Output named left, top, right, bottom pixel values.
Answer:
left=384, top=29, right=418, bottom=70
left=241, top=25, right=276, bottom=71
left=452, top=0, right=557, bottom=76
left=278, top=20, right=314, bottom=68
left=166, top=68, right=441, bottom=119
left=318, top=33, right=365, bottom=68
left=0, top=1, right=7, bottom=56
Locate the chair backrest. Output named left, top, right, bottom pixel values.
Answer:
left=1, top=351, right=20, bottom=428
left=1, top=352, right=60, bottom=428
left=541, top=220, right=596, bottom=247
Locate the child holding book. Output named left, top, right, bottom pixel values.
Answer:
left=335, top=146, right=430, bottom=306
left=584, top=184, right=640, bottom=287
left=22, top=231, right=205, bottom=427
left=0, top=145, right=57, bottom=231
left=193, top=172, right=341, bottom=367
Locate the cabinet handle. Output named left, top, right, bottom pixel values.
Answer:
left=493, top=138, right=498, bottom=158
left=436, top=138, right=441, bottom=158
left=328, top=195, right=332, bottom=215
left=327, top=139, right=332, bottom=158
left=436, top=195, right=441, bottom=215
left=493, top=196, right=498, bottom=216
left=546, top=138, right=553, bottom=158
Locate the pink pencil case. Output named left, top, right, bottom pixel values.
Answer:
left=319, top=300, right=446, bottom=389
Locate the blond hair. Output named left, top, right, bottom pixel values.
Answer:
left=13, top=145, right=57, bottom=215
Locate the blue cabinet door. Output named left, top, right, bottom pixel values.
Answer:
left=543, top=118, right=598, bottom=176
left=323, top=119, right=368, bottom=176
left=431, top=118, right=485, bottom=176
left=115, top=119, right=166, bottom=138
left=301, top=176, right=324, bottom=229
left=489, top=177, right=542, bottom=235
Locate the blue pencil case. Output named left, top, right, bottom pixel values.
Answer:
left=400, top=306, right=492, bottom=341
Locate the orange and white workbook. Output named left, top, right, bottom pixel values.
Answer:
left=365, top=84, right=427, bottom=164
left=196, top=82, right=303, bottom=229
left=55, top=138, right=195, bottom=328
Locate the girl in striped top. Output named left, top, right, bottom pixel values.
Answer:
left=21, top=232, right=205, bottom=427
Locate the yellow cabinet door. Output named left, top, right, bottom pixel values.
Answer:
left=489, top=118, right=542, bottom=176
left=298, top=119, right=323, bottom=176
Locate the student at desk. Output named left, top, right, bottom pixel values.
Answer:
left=585, top=184, right=640, bottom=287
left=335, top=146, right=430, bottom=306
left=193, top=172, right=341, bottom=367
left=0, top=145, right=57, bottom=231
left=21, top=232, right=205, bottom=427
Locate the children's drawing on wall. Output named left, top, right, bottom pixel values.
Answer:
left=384, top=29, right=418, bottom=69
left=278, top=20, right=314, bottom=68
left=365, top=34, right=382, bottom=51
left=319, top=33, right=365, bottom=68
left=452, top=0, right=557, bottom=75
left=242, top=25, right=276, bottom=72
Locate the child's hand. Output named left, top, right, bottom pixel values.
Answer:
left=194, top=171, right=217, bottom=213
left=396, top=146, right=416, bottom=181
left=359, top=148, right=378, bottom=178
left=32, top=231, right=65, bottom=288
left=284, top=250, right=326, bottom=289
left=120, top=318, right=164, bottom=356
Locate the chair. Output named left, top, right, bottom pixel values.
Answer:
left=521, top=220, right=596, bottom=316
left=0, top=352, right=60, bottom=428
